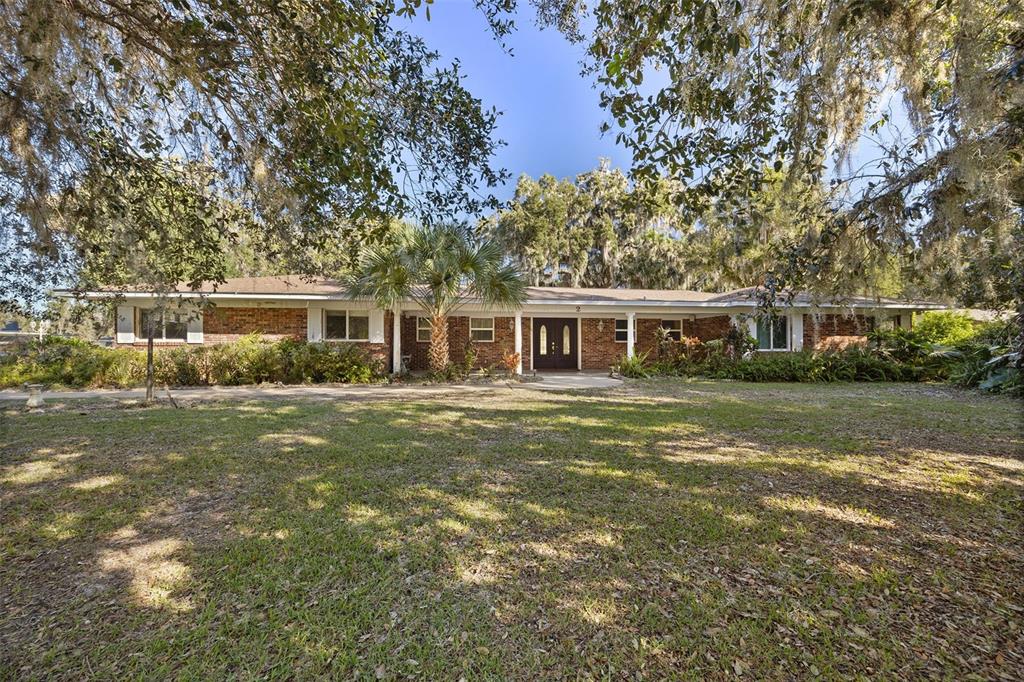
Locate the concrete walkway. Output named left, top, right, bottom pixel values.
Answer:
left=0, top=372, right=621, bottom=403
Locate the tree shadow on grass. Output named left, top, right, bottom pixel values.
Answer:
left=1, top=386, right=1022, bottom=679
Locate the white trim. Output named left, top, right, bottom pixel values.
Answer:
left=415, top=316, right=431, bottom=343
left=186, top=310, right=203, bottom=344
left=790, top=312, right=804, bottom=352
left=369, top=309, right=385, bottom=344
left=469, top=316, right=494, bottom=342
left=323, top=309, right=371, bottom=342
left=514, top=311, right=523, bottom=374
left=307, top=306, right=323, bottom=342
left=116, top=305, right=135, bottom=344
left=746, top=317, right=758, bottom=343
left=614, top=317, right=628, bottom=343
left=63, top=290, right=948, bottom=311
left=576, top=315, right=582, bottom=371
left=626, top=312, right=636, bottom=359
left=391, top=309, right=402, bottom=374
left=528, top=317, right=534, bottom=372
left=754, top=315, right=790, bottom=351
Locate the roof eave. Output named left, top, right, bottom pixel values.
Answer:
left=57, top=289, right=947, bottom=311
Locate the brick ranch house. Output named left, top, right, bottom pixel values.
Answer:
left=74, top=276, right=943, bottom=373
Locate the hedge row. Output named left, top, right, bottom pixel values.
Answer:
left=0, top=335, right=386, bottom=389
left=615, top=315, right=1021, bottom=396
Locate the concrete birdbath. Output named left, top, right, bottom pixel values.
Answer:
left=24, top=383, right=45, bottom=408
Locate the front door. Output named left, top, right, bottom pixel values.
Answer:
left=533, top=318, right=577, bottom=370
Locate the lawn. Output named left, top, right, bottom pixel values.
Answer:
left=1, top=382, right=1022, bottom=680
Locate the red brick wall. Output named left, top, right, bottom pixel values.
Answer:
left=685, top=315, right=733, bottom=342
left=203, top=306, right=307, bottom=343
left=636, top=318, right=662, bottom=357
left=362, top=312, right=392, bottom=368
left=203, top=306, right=393, bottom=370
left=574, top=315, right=736, bottom=370
left=803, top=313, right=876, bottom=351
left=400, top=314, right=521, bottom=371
left=580, top=318, right=623, bottom=370
left=520, top=317, right=532, bottom=371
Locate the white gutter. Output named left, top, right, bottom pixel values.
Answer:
left=55, top=290, right=947, bottom=310
left=519, top=299, right=947, bottom=310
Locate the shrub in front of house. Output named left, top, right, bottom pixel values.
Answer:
left=276, top=337, right=382, bottom=384
left=0, top=336, right=117, bottom=388
left=0, top=335, right=385, bottom=389
left=616, top=318, right=1021, bottom=391
left=912, top=311, right=978, bottom=346
left=626, top=348, right=918, bottom=383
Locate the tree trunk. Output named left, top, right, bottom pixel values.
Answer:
left=145, top=318, right=155, bottom=404
left=428, top=313, right=450, bottom=375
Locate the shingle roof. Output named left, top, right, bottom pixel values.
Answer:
left=69, top=275, right=944, bottom=308
left=524, top=286, right=722, bottom=303
left=175, top=275, right=348, bottom=295
left=707, top=286, right=944, bottom=308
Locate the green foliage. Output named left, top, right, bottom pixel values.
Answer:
left=349, top=223, right=526, bottom=374
left=613, top=351, right=652, bottom=379
left=937, top=319, right=1023, bottom=397
left=0, top=335, right=384, bottom=389
left=534, top=0, right=1023, bottom=314
left=723, top=325, right=758, bottom=358
left=867, top=328, right=936, bottom=365
left=460, top=344, right=479, bottom=379
left=0, top=336, right=116, bottom=388
left=483, top=163, right=690, bottom=288
left=3, top=0, right=507, bottom=312
left=619, top=319, right=1022, bottom=394
left=913, top=312, right=978, bottom=346
left=972, top=318, right=1017, bottom=347
left=946, top=344, right=1022, bottom=396
left=484, top=163, right=901, bottom=296
left=642, top=348, right=928, bottom=384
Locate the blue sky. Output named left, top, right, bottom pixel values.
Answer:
left=399, top=1, right=900, bottom=208
left=398, top=1, right=632, bottom=199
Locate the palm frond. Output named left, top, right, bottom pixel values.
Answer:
left=348, top=221, right=526, bottom=317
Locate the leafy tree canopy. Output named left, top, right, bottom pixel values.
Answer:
left=525, top=0, right=1022, bottom=313
left=349, top=222, right=526, bottom=373
left=1, top=0, right=508, bottom=311
left=487, top=163, right=907, bottom=297
left=482, top=161, right=688, bottom=288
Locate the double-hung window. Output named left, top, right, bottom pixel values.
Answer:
left=756, top=316, right=789, bottom=350
left=416, top=316, right=432, bottom=343
left=324, top=310, right=369, bottom=341
left=469, top=317, right=494, bottom=342
left=614, top=319, right=628, bottom=342
left=138, top=309, right=187, bottom=341
left=660, top=319, right=682, bottom=342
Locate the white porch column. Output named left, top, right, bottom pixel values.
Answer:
left=391, top=308, right=402, bottom=374
left=626, top=312, right=636, bottom=359
left=514, top=311, right=523, bottom=374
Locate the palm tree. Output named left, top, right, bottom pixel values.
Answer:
left=348, top=223, right=527, bottom=374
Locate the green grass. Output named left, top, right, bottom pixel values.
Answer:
left=1, top=382, right=1022, bottom=680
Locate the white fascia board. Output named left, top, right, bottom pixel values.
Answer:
left=521, top=299, right=948, bottom=311
left=520, top=304, right=757, bottom=317
left=62, top=290, right=948, bottom=312
left=66, top=291, right=375, bottom=302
